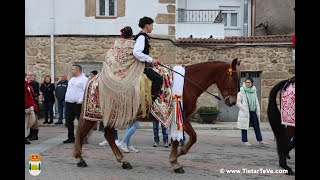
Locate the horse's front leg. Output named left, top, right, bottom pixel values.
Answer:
left=177, top=119, right=197, bottom=158
left=104, top=127, right=132, bottom=169
left=169, top=139, right=184, bottom=173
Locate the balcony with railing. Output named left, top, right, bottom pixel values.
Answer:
left=177, top=9, right=234, bottom=23
left=175, top=9, right=234, bottom=39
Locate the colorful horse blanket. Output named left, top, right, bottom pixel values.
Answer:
left=150, top=65, right=173, bottom=128
left=83, top=74, right=102, bottom=121
left=281, top=82, right=295, bottom=127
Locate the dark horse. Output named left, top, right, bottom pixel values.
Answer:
left=267, top=77, right=295, bottom=175
left=74, top=58, right=242, bottom=173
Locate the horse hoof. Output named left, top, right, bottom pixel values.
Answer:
left=77, top=160, right=88, bottom=167
left=174, top=167, right=185, bottom=173
left=122, top=162, right=132, bottom=169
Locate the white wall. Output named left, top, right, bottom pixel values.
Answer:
left=176, top=23, right=224, bottom=38
left=176, top=0, right=251, bottom=37
left=177, top=0, right=243, bottom=10
left=186, top=0, right=220, bottom=9
left=25, top=0, right=170, bottom=35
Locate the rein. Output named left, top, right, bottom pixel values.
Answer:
left=156, top=63, right=222, bottom=100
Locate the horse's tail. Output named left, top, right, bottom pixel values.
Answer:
left=73, top=95, right=87, bottom=159
left=267, top=79, right=288, bottom=156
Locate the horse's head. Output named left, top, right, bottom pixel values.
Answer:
left=216, top=58, right=242, bottom=107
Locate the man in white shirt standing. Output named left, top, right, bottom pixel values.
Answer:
left=63, top=64, right=88, bottom=143
left=133, top=16, right=163, bottom=102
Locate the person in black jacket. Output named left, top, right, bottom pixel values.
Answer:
left=55, top=74, right=68, bottom=124
left=89, top=70, right=98, bottom=80
left=40, top=75, right=55, bottom=124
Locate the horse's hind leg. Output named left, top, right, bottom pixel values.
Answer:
left=74, top=120, right=96, bottom=167
left=278, top=135, right=294, bottom=175
left=104, top=126, right=132, bottom=169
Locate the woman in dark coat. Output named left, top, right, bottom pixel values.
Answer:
left=40, top=75, right=55, bottom=124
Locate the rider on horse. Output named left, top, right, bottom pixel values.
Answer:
left=133, top=16, right=163, bottom=102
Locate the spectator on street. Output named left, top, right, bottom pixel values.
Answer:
left=236, top=77, right=267, bottom=146
left=152, top=121, right=169, bottom=148
left=55, top=74, right=68, bottom=125
left=26, top=72, right=40, bottom=141
left=63, top=64, right=88, bottom=143
left=119, top=121, right=140, bottom=153
left=25, top=73, right=36, bottom=144
left=40, top=75, right=55, bottom=124
left=89, top=70, right=98, bottom=80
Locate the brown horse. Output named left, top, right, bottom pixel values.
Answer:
left=74, top=58, right=242, bottom=173
left=267, top=77, right=295, bottom=175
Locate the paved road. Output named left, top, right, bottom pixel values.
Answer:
left=25, top=123, right=295, bottom=180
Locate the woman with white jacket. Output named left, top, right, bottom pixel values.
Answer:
left=236, top=77, right=268, bottom=146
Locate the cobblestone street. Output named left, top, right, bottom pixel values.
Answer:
left=25, top=120, right=295, bottom=180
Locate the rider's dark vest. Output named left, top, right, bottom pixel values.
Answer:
left=134, top=32, right=151, bottom=55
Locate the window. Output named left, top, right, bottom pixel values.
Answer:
left=96, top=0, right=117, bottom=17
left=220, top=6, right=240, bottom=28
left=230, top=13, right=238, bottom=27
left=241, top=72, right=260, bottom=78
left=85, top=0, right=125, bottom=18
left=76, top=62, right=103, bottom=78
left=222, top=13, right=227, bottom=26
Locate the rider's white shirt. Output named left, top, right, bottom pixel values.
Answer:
left=133, top=35, right=153, bottom=63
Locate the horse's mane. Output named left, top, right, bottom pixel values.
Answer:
left=185, top=61, right=230, bottom=73
left=186, top=60, right=230, bottom=67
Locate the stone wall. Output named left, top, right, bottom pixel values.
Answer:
left=25, top=36, right=294, bottom=122
left=25, top=36, right=117, bottom=82
left=255, top=0, right=295, bottom=35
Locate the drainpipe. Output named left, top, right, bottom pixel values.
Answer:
left=50, top=0, right=55, bottom=115
left=252, top=0, right=256, bottom=36
left=243, top=0, right=249, bottom=36
left=50, top=0, right=55, bottom=83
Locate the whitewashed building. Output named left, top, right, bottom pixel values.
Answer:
left=26, top=0, right=254, bottom=38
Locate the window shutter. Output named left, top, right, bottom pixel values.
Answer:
left=85, top=0, right=96, bottom=17
left=117, top=0, right=125, bottom=17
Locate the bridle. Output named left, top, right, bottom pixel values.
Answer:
left=215, top=65, right=241, bottom=101
left=157, top=63, right=240, bottom=101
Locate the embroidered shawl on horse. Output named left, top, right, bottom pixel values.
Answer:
left=82, top=38, right=175, bottom=128
left=98, top=38, right=145, bottom=127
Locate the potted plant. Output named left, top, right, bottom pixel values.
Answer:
left=197, top=106, right=220, bottom=124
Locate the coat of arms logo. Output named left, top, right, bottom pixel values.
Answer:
left=28, top=154, right=41, bottom=176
